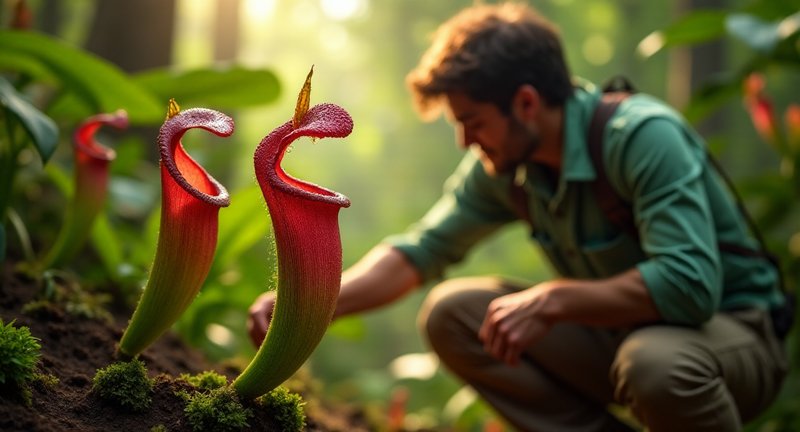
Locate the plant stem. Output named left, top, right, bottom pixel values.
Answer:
left=6, top=208, right=34, bottom=262
left=0, top=109, right=19, bottom=222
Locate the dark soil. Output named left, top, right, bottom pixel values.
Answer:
left=0, top=262, right=372, bottom=432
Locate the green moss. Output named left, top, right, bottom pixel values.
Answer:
left=92, top=359, right=153, bottom=412
left=182, top=386, right=252, bottom=432
left=256, top=386, right=306, bottom=432
left=0, top=319, right=41, bottom=405
left=150, top=425, right=168, bottom=432
left=179, top=370, right=228, bottom=390
left=33, top=372, right=59, bottom=388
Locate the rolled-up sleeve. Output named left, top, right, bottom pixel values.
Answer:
left=384, top=154, right=515, bottom=283
left=609, top=117, right=721, bottom=325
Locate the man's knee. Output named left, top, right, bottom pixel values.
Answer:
left=419, top=279, right=471, bottom=345
left=611, top=328, right=724, bottom=426
left=417, top=278, right=501, bottom=355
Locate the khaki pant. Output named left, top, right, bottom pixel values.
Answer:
left=418, top=277, right=788, bottom=432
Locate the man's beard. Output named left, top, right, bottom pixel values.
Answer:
left=485, top=117, right=539, bottom=176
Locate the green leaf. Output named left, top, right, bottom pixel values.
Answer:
left=327, top=316, right=366, bottom=341
left=0, top=30, right=163, bottom=124
left=638, top=10, right=727, bottom=57
left=683, top=77, right=742, bottom=123
left=134, top=66, right=281, bottom=110
left=214, top=185, right=272, bottom=269
left=90, top=213, right=124, bottom=281
left=0, top=76, right=58, bottom=163
left=725, top=12, right=800, bottom=53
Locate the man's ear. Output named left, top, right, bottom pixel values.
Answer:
left=512, top=84, right=540, bottom=122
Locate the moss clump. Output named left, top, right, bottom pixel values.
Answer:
left=92, top=359, right=153, bottom=412
left=256, top=386, right=306, bottom=432
left=181, top=386, right=252, bottom=432
left=0, top=319, right=41, bottom=404
left=179, top=370, right=228, bottom=391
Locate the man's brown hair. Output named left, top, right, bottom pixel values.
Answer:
left=406, top=2, right=573, bottom=120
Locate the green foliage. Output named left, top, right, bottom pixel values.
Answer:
left=134, top=67, right=281, bottom=111
left=0, top=319, right=41, bottom=404
left=181, top=386, right=252, bottom=432
left=0, top=76, right=58, bottom=163
left=255, top=386, right=306, bottom=432
left=0, top=30, right=162, bottom=124
left=639, top=1, right=800, bottom=124
left=91, top=359, right=154, bottom=412
left=150, top=425, right=168, bottom=432
left=179, top=370, right=228, bottom=391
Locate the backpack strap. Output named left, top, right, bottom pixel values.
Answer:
left=587, top=92, right=637, bottom=238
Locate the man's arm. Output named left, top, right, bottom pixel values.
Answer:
left=479, top=268, right=661, bottom=366
left=334, top=244, right=422, bottom=318
left=248, top=244, right=421, bottom=346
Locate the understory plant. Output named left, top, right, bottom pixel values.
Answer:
left=0, top=75, right=58, bottom=262
left=117, top=100, right=234, bottom=359
left=0, top=319, right=41, bottom=404
left=232, top=67, right=353, bottom=399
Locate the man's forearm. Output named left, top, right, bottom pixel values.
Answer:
left=540, top=268, right=662, bottom=328
left=333, top=244, right=422, bottom=319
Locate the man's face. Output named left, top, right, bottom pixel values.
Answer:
left=445, top=91, right=538, bottom=176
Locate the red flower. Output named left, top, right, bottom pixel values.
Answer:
left=743, top=73, right=779, bottom=147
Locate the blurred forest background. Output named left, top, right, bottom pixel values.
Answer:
left=1, top=0, right=798, bottom=430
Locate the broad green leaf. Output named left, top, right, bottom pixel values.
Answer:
left=214, top=184, right=272, bottom=269
left=134, top=66, right=281, bottom=110
left=0, top=76, right=58, bottom=163
left=0, top=30, right=163, bottom=124
left=725, top=12, right=800, bottom=53
left=638, top=10, right=727, bottom=57
left=90, top=213, right=124, bottom=280
left=327, top=315, right=366, bottom=341
left=44, top=163, right=72, bottom=196
left=684, top=77, right=742, bottom=123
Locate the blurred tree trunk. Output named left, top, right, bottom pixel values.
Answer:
left=214, top=0, right=240, bottom=62
left=668, top=0, right=727, bottom=135
left=84, top=0, right=176, bottom=73
left=38, top=0, right=62, bottom=36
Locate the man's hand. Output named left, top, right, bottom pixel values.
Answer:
left=247, top=291, right=277, bottom=347
left=478, top=285, right=555, bottom=366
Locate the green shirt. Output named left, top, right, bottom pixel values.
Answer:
left=386, top=80, right=784, bottom=326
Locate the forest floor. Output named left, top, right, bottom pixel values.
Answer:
left=0, top=261, right=373, bottom=432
